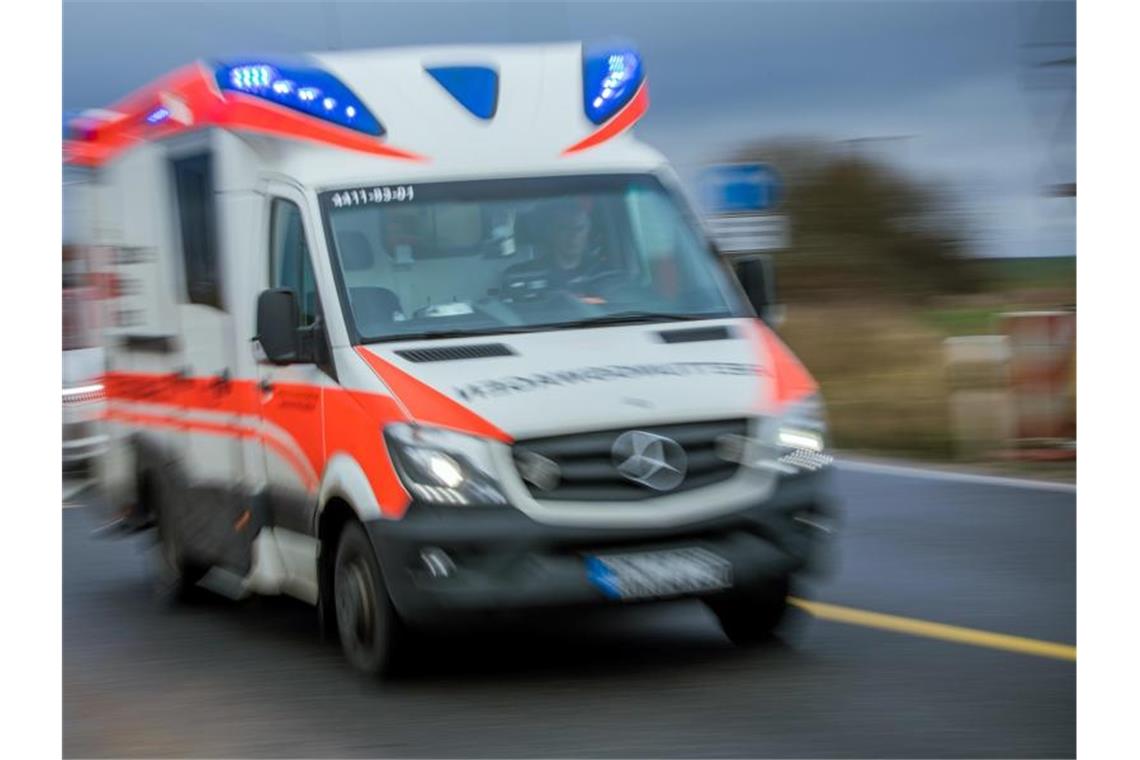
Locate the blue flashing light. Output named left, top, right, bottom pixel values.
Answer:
left=63, top=110, right=89, bottom=141
left=425, top=65, right=499, bottom=120
left=214, top=59, right=385, bottom=137
left=582, top=45, right=644, bottom=125
left=145, top=106, right=171, bottom=125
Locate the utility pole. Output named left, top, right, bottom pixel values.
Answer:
left=1017, top=6, right=1076, bottom=198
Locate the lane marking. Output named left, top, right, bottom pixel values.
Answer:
left=789, top=597, right=1076, bottom=662
left=835, top=458, right=1076, bottom=494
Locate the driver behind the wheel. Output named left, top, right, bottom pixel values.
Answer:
left=540, top=197, right=609, bottom=289
left=501, top=197, right=615, bottom=303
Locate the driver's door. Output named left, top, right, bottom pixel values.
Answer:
left=254, top=189, right=328, bottom=544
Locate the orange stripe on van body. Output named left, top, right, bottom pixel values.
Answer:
left=355, top=347, right=512, bottom=442
left=745, top=320, right=818, bottom=409
left=100, top=371, right=318, bottom=488
left=323, top=386, right=411, bottom=516
left=100, top=368, right=423, bottom=518
left=102, top=405, right=319, bottom=492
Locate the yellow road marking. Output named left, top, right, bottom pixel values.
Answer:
left=788, top=597, right=1076, bottom=662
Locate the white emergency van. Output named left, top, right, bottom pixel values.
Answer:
left=67, top=42, right=836, bottom=675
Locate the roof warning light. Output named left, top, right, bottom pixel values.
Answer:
left=214, top=59, right=385, bottom=136
left=582, top=44, right=644, bottom=125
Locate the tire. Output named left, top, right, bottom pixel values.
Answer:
left=152, top=503, right=209, bottom=603
left=333, top=520, right=405, bottom=677
left=706, top=575, right=791, bottom=647
left=148, top=471, right=209, bottom=604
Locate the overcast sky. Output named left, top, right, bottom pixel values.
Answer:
left=63, top=1, right=1075, bottom=257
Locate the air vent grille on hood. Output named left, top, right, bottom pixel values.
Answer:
left=656, top=325, right=736, bottom=344
left=395, top=343, right=516, bottom=363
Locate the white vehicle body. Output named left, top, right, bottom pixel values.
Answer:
left=63, top=181, right=108, bottom=475
left=67, top=42, right=834, bottom=669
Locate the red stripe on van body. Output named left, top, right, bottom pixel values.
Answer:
left=561, top=81, right=650, bottom=156
left=323, top=386, right=411, bottom=515
left=65, top=63, right=426, bottom=167
left=746, top=321, right=818, bottom=409
left=102, top=405, right=319, bottom=492
left=355, top=347, right=512, bottom=442
left=101, top=370, right=413, bottom=515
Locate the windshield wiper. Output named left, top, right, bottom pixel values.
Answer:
left=548, top=311, right=725, bottom=330
left=362, top=325, right=536, bottom=344
left=362, top=312, right=725, bottom=344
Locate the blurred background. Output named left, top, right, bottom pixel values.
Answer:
left=60, top=3, right=1077, bottom=757
left=63, top=0, right=1076, bottom=475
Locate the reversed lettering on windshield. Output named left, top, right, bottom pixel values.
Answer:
left=453, top=362, right=766, bottom=402
left=330, top=185, right=415, bottom=208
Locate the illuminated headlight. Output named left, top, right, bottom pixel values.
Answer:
left=384, top=423, right=508, bottom=506
left=717, top=395, right=832, bottom=474
left=778, top=428, right=824, bottom=453
left=775, top=394, right=832, bottom=472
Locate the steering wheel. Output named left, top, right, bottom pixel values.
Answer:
left=570, top=267, right=626, bottom=294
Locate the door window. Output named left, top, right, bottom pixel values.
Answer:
left=172, top=153, right=222, bottom=308
left=269, top=198, right=318, bottom=326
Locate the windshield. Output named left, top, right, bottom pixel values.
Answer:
left=320, top=174, right=743, bottom=342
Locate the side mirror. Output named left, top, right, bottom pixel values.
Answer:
left=733, top=255, right=784, bottom=328
left=256, top=288, right=300, bottom=365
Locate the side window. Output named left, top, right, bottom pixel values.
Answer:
left=269, top=198, right=318, bottom=326
left=171, top=154, right=222, bottom=308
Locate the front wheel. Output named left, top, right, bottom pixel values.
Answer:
left=333, top=521, right=405, bottom=677
left=706, top=575, right=791, bottom=647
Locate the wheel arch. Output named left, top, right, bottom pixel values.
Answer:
left=315, top=453, right=388, bottom=635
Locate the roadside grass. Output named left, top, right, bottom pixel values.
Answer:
left=971, top=256, right=1075, bottom=292
left=778, top=303, right=955, bottom=459
left=917, top=305, right=1006, bottom=336
left=777, top=266, right=1074, bottom=464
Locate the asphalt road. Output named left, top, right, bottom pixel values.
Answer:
left=63, top=465, right=1075, bottom=758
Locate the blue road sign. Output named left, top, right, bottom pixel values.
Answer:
left=699, top=163, right=782, bottom=214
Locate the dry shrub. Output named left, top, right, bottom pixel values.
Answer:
left=777, top=303, right=953, bottom=458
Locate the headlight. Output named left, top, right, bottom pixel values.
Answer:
left=715, top=394, right=832, bottom=474
left=384, top=423, right=508, bottom=506
left=775, top=394, right=833, bottom=473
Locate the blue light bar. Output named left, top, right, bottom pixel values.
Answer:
left=214, top=60, right=385, bottom=137
left=582, top=44, right=644, bottom=125
left=426, top=65, right=499, bottom=120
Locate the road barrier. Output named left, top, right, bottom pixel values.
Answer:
left=944, top=335, right=1014, bottom=458
left=999, top=311, right=1076, bottom=448
left=944, top=310, right=1075, bottom=460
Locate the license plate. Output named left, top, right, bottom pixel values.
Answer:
left=585, top=547, right=732, bottom=601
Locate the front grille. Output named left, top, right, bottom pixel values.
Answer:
left=513, top=419, right=747, bottom=502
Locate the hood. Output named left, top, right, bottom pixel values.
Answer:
left=357, top=318, right=815, bottom=441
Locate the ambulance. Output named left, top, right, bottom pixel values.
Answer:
left=66, top=42, right=836, bottom=676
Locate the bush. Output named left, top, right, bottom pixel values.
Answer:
left=729, top=139, right=981, bottom=304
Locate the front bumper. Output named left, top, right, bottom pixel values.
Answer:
left=367, top=469, right=838, bottom=624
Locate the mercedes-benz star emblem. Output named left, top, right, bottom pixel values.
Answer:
left=612, top=431, right=687, bottom=491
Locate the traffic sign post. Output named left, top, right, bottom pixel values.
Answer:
left=699, top=163, right=788, bottom=255
left=700, top=163, right=782, bottom=214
